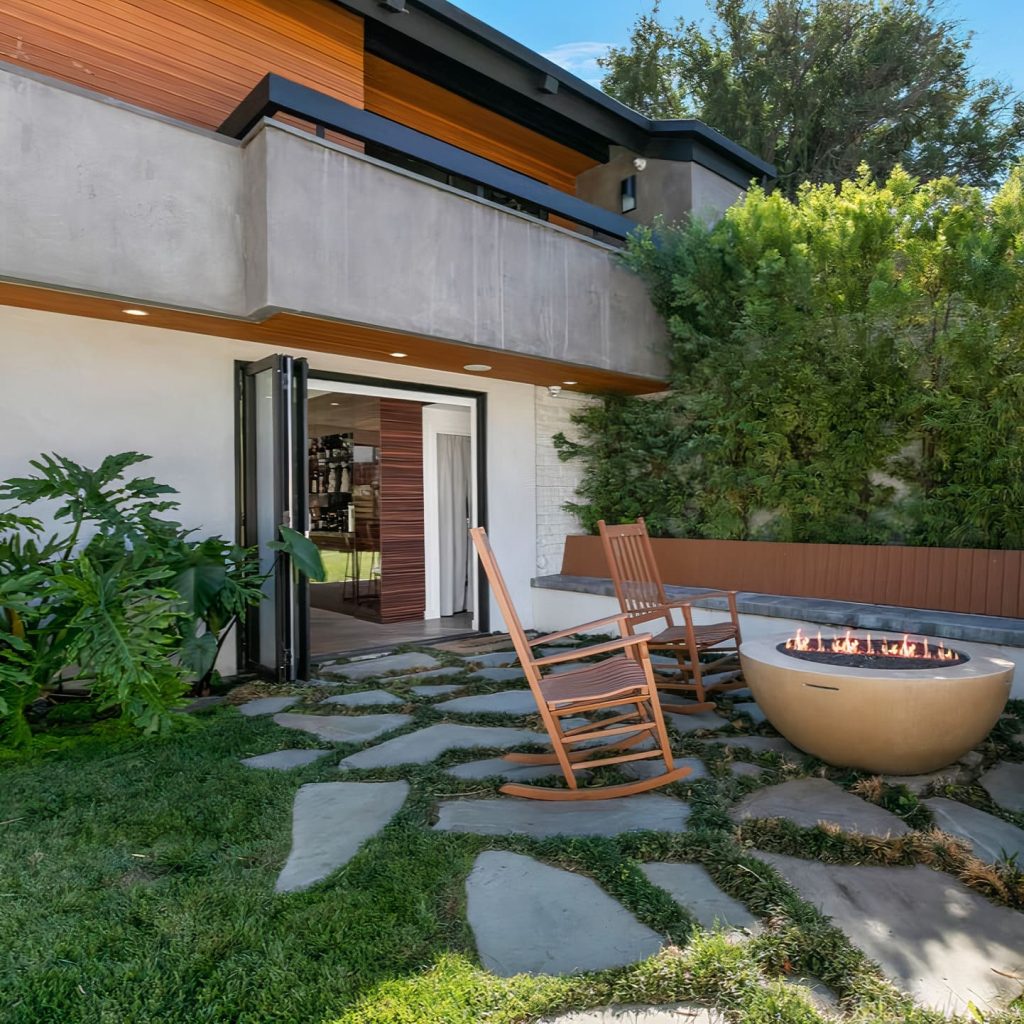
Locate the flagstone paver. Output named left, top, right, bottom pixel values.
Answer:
left=757, top=851, right=1024, bottom=1016
left=272, top=712, right=411, bottom=744
left=729, top=762, right=764, bottom=779
left=466, top=651, right=519, bottom=667
left=434, top=794, right=690, bottom=837
left=640, top=862, right=760, bottom=933
left=730, top=778, right=910, bottom=837
left=241, top=748, right=332, bottom=770
left=436, top=689, right=537, bottom=716
left=275, top=781, right=409, bottom=893
left=731, top=703, right=768, bottom=726
left=622, top=757, right=706, bottom=782
left=665, top=710, right=731, bottom=734
left=882, top=766, right=970, bottom=795
left=471, top=667, right=526, bottom=683
left=979, top=762, right=1024, bottom=813
left=174, top=695, right=227, bottom=713
left=319, top=690, right=403, bottom=707
left=390, top=666, right=465, bottom=684
left=446, top=757, right=587, bottom=783
left=239, top=696, right=299, bottom=717
left=410, top=683, right=465, bottom=697
left=330, top=652, right=441, bottom=680
left=924, top=797, right=1024, bottom=864
left=539, top=1007, right=720, bottom=1024
left=466, top=851, right=663, bottom=976
left=782, top=976, right=839, bottom=1015
left=339, top=723, right=544, bottom=769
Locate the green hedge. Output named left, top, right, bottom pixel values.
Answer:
left=556, top=166, right=1024, bottom=548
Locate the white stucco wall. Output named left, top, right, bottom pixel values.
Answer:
left=534, top=386, right=595, bottom=575
left=0, top=305, right=539, bottom=665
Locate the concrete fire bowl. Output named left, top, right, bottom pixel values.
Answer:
left=740, top=633, right=1013, bottom=775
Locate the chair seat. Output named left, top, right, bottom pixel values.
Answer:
left=540, top=656, right=648, bottom=707
left=651, top=621, right=738, bottom=649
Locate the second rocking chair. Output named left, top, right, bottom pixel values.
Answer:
left=470, top=527, right=690, bottom=800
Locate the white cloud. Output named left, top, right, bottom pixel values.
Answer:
left=541, top=41, right=614, bottom=86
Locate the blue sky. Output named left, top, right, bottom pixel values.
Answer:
left=454, top=0, right=1022, bottom=95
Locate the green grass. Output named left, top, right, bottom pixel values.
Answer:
left=1, top=694, right=1023, bottom=1023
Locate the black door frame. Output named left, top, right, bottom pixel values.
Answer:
left=236, top=362, right=489, bottom=675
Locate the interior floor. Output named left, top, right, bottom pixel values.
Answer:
left=310, top=608, right=474, bottom=658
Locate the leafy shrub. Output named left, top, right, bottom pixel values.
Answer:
left=560, top=166, right=1024, bottom=547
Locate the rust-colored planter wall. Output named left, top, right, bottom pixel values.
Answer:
left=561, top=536, right=1024, bottom=619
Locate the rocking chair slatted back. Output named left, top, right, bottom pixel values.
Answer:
left=599, top=518, right=667, bottom=614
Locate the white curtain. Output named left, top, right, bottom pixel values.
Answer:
left=437, top=433, right=472, bottom=616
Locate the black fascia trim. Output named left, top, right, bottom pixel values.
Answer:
left=218, top=75, right=638, bottom=239
left=364, top=23, right=612, bottom=163
left=646, top=121, right=775, bottom=181
left=331, top=0, right=776, bottom=181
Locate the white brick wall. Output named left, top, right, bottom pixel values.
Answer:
left=534, top=387, right=596, bottom=574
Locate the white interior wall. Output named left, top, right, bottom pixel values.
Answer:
left=0, top=305, right=539, bottom=666
left=532, top=587, right=1024, bottom=699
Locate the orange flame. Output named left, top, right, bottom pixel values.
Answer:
left=783, top=628, right=955, bottom=661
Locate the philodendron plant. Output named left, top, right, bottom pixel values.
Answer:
left=0, top=453, right=324, bottom=746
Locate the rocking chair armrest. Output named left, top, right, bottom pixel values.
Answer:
left=532, top=632, right=654, bottom=667
left=528, top=612, right=631, bottom=646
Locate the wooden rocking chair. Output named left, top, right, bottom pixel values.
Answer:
left=598, top=518, right=744, bottom=712
left=470, top=527, right=690, bottom=800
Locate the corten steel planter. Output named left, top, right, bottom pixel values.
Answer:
left=740, top=633, right=1013, bottom=774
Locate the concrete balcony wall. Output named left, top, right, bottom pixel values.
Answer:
left=0, top=65, right=669, bottom=381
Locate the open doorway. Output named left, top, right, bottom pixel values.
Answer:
left=305, top=376, right=483, bottom=657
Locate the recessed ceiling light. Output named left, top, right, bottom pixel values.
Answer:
left=390, top=351, right=407, bottom=358
left=330, top=402, right=340, bottom=406
left=122, top=308, right=148, bottom=316
left=463, top=363, right=492, bottom=372
left=562, top=380, right=578, bottom=385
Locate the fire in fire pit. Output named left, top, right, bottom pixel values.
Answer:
left=778, top=628, right=968, bottom=670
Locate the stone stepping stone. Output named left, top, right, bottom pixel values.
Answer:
left=979, top=762, right=1024, bottom=813
left=665, top=710, right=730, bottom=734
left=757, top=851, right=1024, bottom=1016
left=434, top=794, right=689, bottom=838
left=466, top=651, right=519, bottom=667
left=728, top=762, right=763, bottom=779
left=707, top=735, right=801, bottom=757
left=320, top=690, right=403, bottom=707
left=622, top=757, right=706, bottom=783
left=640, top=862, right=760, bottom=933
left=241, top=748, right=331, bottom=770
left=467, top=851, right=662, bottom=976
left=925, top=797, right=1024, bottom=864
left=331, top=652, right=440, bottom=681
left=471, top=667, right=526, bottom=683
left=239, top=696, right=299, bottom=717
left=410, top=683, right=465, bottom=697
left=173, top=695, right=227, bottom=713
left=730, top=779, right=910, bottom=837
left=883, top=766, right=970, bottom=795
left=731, top=703, right=767, bottom=726
left=436, top=689, right=537, bottom=716
left=725, top=687, right=753, bottom=701
left=275, top=781, right=409, bottom=893
left=538, top=1007, right=718, bottom=1024
left=391, top=666, right=465, bottom=684
left=782, top=976, right=838, bottom=1015
left=446, top=757, right=587, bottom=783
left=272, top=712, right=411, bottom=744
left=339, top=723, right=543, bottom=770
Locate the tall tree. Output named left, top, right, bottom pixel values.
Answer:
left=600, top=0, right=1024, bottom=195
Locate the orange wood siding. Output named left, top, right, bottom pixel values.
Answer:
left=561, top=536, right=1024, bottom=619
left=378, top=399, right=427, bottom=623
left=1, top=0, right=364, bottom=129
left=364, top=55, right=597, bottom=193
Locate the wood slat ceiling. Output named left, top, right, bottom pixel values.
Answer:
left=364, top=55, right=598, bottom=194
left=0, top=283, right=666, bottom=395
left=0, top=0, right=365, bottom=128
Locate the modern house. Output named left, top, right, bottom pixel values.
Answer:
left=0, top=0, right=773, bottom=680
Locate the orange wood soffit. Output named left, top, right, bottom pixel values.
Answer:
left=0, top=283, right=665, bottom=396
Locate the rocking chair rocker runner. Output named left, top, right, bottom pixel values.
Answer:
left=470, top=527, right=690, bottom=800
left=597, top=518, right=744, bottom=713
